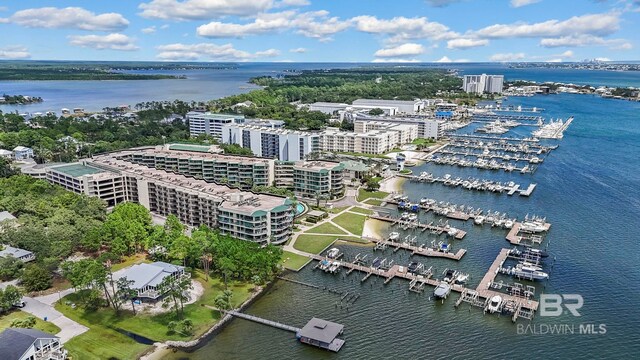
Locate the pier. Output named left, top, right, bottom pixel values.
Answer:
left=222, top=309, right=300, bottom=333
left=367, top=236, right=467, bottom=260
left=505, top=221, right=551, bottom=245
left=370, top=214, right=466, bottom=239
left=403, top=173, right=536, bottom=196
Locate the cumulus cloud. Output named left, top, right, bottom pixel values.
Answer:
left=0, top=46, right=31, bottom=59
left=374, top=43, right=425, bottom=57
left=197, top=10, right=350, bottom=41
left=447, top=38, right=489, bottom=49
left=139, top=0, right=274, bottom=20
left=434, top=56, right=469, bottom=63
left=511, top=0, right=542, bottom=8
left=68, top=33, right=139, bottom=51
left=156, top=43, right=280, bottom=61
left=352, top=15, right=458, bottom=43
left=289, top=47, right=307, bottom=53
left=546, top=58, right=563, bottom=62
left=490, top=52, right=526, bottom=61
left=142, top=26, right=157, bottom=34
left=372, top=58, right=421, bottom=63
left=1, top=7, right=129, bottom=31
left=540, top=34, right=631, bottom=49
left=473, top=12, right=620, bottom=39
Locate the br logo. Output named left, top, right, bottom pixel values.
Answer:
left=540, top=294, right=583, bottom=317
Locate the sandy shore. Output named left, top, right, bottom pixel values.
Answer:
left=379, top=176, right=406, bottom=193
left=362, top=218, right=389, bottom=239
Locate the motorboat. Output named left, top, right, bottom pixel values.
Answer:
left=408, top=213, right=418, bottom=222
left=503, top=220, right=514, bottom=229
left=524, top=247, right=549, bottom=258
left=474, top=216, right=485, bottom=225
left=327, top=248, right=340, bottom=259
left=319, top=260, right=331, bottom=271
left=328, top=261, right=341, bottom=273
left=388, top=232, right=400, bottom=241
left=442, top=269, right=458, bottom=283
left=487, top=295, right=502, bottom=313
left=433, top=283, right=451, bottom=299
left=520, top=261, right=543, bottom=271
left=520, top=221, right=547, bottom=233
left=407, top=262, right=419, bottom=273
left=511, top=264, right=549, bottom=280
left=447, top=227, right=458, bottom=237
left=455, top=273, right=469, bottom=284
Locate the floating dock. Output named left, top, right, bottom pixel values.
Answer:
left=370, top=214, right=466, bottom=239
left=366, top=236, right=467, bottom=261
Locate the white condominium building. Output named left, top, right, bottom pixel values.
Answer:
left=222, top=124, right=320, bottom=161
left=463, top=74, right=504, bottom=94
left=352, top=99, right=425, bottom=114
left=187, top=112, right=246, bottom=139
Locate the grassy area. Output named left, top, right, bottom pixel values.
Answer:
left=306, top=222, right=346, bottom=235
left=111, top=253, right=150, bottom=271
left=412, top=138, right=436, bottom=146
left=357, top=188, right=389, bottom=202
left=327, top=205, right=350, bottom=214
left=365, top=199, right=383, bottom=206
left=293, top=234, right=340, bottom=254
left=280, top=251, right=310, bottom=271
left=56, top=271, right=254, bottom=359
left=337, top=237, right=371, bottom=244
left=350, top=207, right=373, bottom=215
left=332, top=213, right=367, bottom=236
left=0, top=310, right=61, bottom=335
left=399, top=169, right=412, bottom=175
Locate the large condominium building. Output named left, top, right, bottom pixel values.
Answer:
left=38, top=154, right=294, bottom=245
left=292, top=161, right=345, bottom=199
left=221, top=124, right=320, bottom=161
left=117, top=144, right=274, bottom=189
left=187, top=112, right=246, bottom=139
left=354, top=121, right=419, bottom=144
left=307, top=102, right=350, bottom=115
left=353, top=115, right=445, bottom=140
left=320, top=129, right=400, bottom=155
left=463, top=74, right=504, bottom=94
left=352, top=99, right=425, bottom=114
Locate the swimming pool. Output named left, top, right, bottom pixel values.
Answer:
left=295, top=203, right=305, bottom=216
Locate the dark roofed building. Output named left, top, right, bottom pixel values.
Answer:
left=0, top=328, right=67, bottom=360
left=297, top=317, right=345, bottom=352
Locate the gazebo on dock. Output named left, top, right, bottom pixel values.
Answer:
left=296, top=318, right=345, bottom=352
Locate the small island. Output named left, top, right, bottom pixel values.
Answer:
left=1, top=94, right=43, bottom=105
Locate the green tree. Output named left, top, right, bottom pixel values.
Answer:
left=0, top=157, right=17, bottom=178
left=180, top=318, right=193, bottom=335
left=159, top=274, right=192, bottom=318
left=0, top=285, right=23, bottom=312
left=116, top=277, right=138, bottom=315
left=368, top=108, right=384, bottom=115
left=10, top=316, right=36, bottom=328
left=0, top=256, right=24, bottom=281
left=20, top=265, right=52, bottom=292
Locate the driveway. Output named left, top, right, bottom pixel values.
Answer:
left=21, top=292, right=89, bottom=343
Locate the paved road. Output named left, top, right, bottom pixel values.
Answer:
left=20, top=291, right=89, bottom=343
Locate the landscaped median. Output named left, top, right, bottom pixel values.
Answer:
left=55, top=271, right=254, bottom=360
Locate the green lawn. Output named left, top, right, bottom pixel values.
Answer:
left=365, top=199, right=383, bottom=206
left=307, top=222, right=346, bottom=235
left=350, top=207, right=373, bottom=215
left=399, top=169, right=412, bottom=175
left=412, top=138, right=436, bottom=146
left=280, top=251, right=311, bottom=271
left=56, top=272, right=254, bottom=359
left=111, top=253, right=151, bottom=271
left=332, top=213, right=366, bottom=236
left=0, top=310, right=61, bottom=335
left=357, top=188, right=389, bottom=202
left=294, top=234, right=340, bottom=254
left=327, top=205, right=350, bottom=214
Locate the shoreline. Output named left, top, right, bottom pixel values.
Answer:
left=379, top=175, right=406, bottom=193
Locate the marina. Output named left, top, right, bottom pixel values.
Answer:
left=369, top=213, right=467, bottom=239
left=404, top=172, right=537, bottom=196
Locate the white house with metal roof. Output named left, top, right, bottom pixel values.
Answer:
left=112, top=261, right=186, bottom=300
left=0, top=245, right=35, bottom=262
left=0, top=328, right=67, bottom=360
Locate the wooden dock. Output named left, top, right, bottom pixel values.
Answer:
left=370, top=214, right=466, bottom=240
left=505, top=222, right=551, bottom=245
left=223, top=309, right=301, bottom=333
left=519, top=184, right=537, bottom=196
left=367, top=237, right=466, bottom=261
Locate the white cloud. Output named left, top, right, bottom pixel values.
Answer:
left=490, top=52, right=526, bottom=61
left=139, top=0, right=274, bottom=20
left=473, top=12, right=620, bottom=39
left=274, top=0, right=310, bottom=7
left=352, top=15, right=458, bottom=43
left=546, top=58, right=563, bottom=62
left=68, top=33, right=139, bottom=51
left=156, top=43, right=280, bottom=61
left=559, top=50, right=574, bottom=57
left=510, top=0, right=542, bottom=8
left=447, top=38, right=489, bottom=49
left=374, top=43, right=425, bottom=57
left=434, top=56, right=469, bottom=63
left=142, top=26, right=157, bottom=34
left=0, top=46, right=31, bottom=59
left=372, top=58, right=421, bottom=63
left=0, top=6, right=8, bottom=12
left=540, top=34, right=631, bottom=49
left=289, top=47, right=307, bottom=53
left=160, top=24, right=170, bottom=30
left=197, top=10, right=350, bottom=41
left=2, top=7, right=129, bottom=31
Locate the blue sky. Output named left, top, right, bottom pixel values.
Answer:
left=1, top=0, right=639, bottom=62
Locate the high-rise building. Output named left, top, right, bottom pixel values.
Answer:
left=187, top=112, right=245, bottom=139
left=463, top=74, right=504, bottom=94
left=222, top=124, right=320, bottom=161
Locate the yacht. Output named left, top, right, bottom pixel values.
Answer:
left=487, top=295, right=503, bottom=313
left=328, top=261, right=341, bottom=273
left=520, top=221, right=547, bottom=233
left=433, top=283, right=451, bottom=299
left=511, top=264, right=549, bottom=280
left=455, top=273, right=469, bottom=284
left=327, top=248, right=340, bottom=259
left=388, top=232, right=400, bottom=241
left=474, top=215, right=485, bottom=225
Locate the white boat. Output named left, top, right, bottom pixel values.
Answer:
left=447, top=227, right=458, bottom=237
left=529, top=157, right=540, bottom=164
left=474, top=216, right=485, bottom=225
left=487, top=295, right=502, bottom=313
left=512, top=264, right=549, bottom=280
left=327, top=248, right=340, bottom=259
left=455, top=273, right=469, bottom=284
left=433, top=283, right=451, bottom=299
left=328, top=261, right=341, bottom=273
left=503, top=220, right=514, bottom=229
left=520, top=221, right=547, bottom=233
left=408, top=213, right=418, bottom=222
left=520, top=261, right=543, bottom=271
left=388, top=232, right=400, bottom=241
